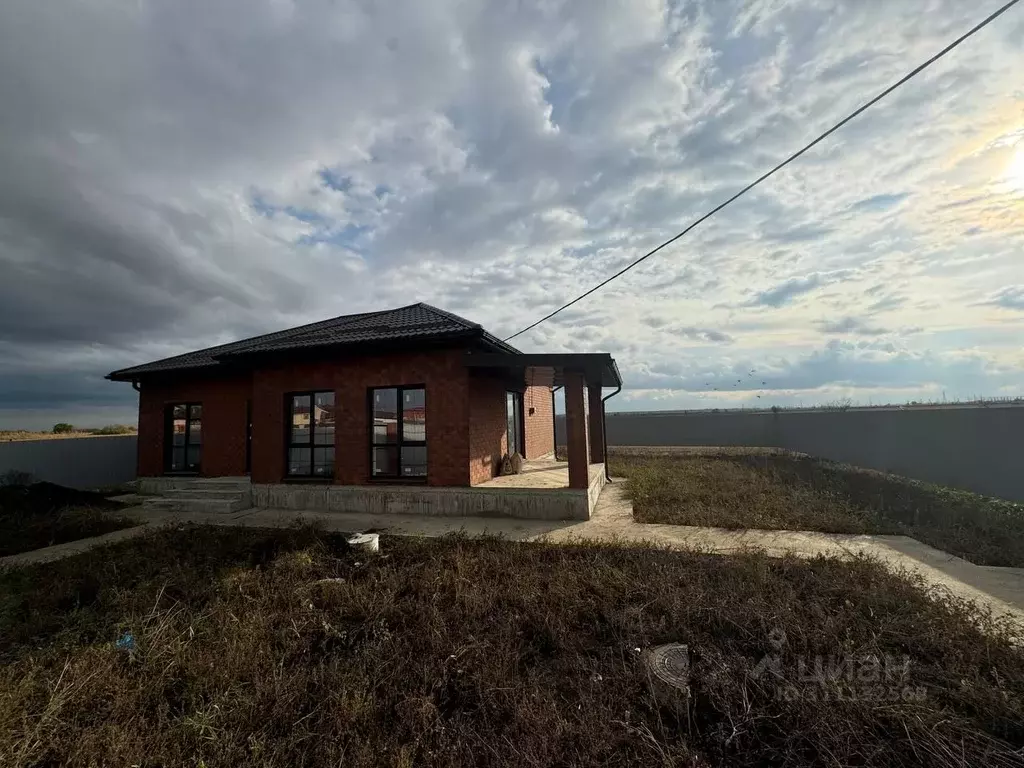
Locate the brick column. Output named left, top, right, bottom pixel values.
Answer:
left=564, top=370, right=589, bottom=489
left=588, top=382, right=605, bottom=465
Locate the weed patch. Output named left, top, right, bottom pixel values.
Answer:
left=0, top=482, right=137, bottom=557
left=614, top=449, right=1024, bottom=567
left=1, top=525, right=1022, bottom=766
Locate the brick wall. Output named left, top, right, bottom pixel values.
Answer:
left=468, top=372, right=508, bottom=485
left=523, top=382, right=554, bottom=459
left=250, top=348, right=470, bottom=486
left=137, top=372, right=252, bottom=477
left=135, top=348, right=541, bottom=487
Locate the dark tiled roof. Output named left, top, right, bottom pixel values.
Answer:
left=107, top=303, right=519, bottom=380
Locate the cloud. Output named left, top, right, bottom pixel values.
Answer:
left=816, top=316, right=889, bottom=335
left=674, top=326, right=735, bottom=343
left=983, top=286, right=1024, bottom=311
left=849, top=193, right=910, bottom=212
left=0, top=0, right=1022, bottom=427
left=745, top=273, right=827, bottom=307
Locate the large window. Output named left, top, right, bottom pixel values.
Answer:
left=287, top=391, right=335, bottom=478
left=166, top=403, right=201, bottom=473
left=370, top=386, right=426, bottom=479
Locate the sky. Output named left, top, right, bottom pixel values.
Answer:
left=1, top=0, right=1023, bottom=430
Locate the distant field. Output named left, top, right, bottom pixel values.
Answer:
left=0, top=428, right=136, bottom=443
left=611, top=447, right=1024, bottom=568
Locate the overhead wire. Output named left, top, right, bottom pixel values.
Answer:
left=502, top=0, right=1022, bottom=342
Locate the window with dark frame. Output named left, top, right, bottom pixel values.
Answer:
left=370, top=386, right=426, bottom=479
left=166, top=402, right=202, bottom=473
left=286, top=391, right=335, bottom=478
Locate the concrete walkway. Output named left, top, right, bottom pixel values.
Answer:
left=4, top=482, right=1024, bottom=627
left=0, top=524, right=153, bottom=567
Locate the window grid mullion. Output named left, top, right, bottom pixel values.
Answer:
left=307, top=391, right=316, bottom=455
left=397, top=387, right=404, bottom=457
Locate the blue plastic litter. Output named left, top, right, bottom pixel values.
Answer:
left=116, top=632, right=136, bottom=651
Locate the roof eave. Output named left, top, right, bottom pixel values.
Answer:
left=464, top=351, right=622, bottom=388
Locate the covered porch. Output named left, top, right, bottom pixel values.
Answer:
left=477, top=456, right=605, bottom=490
left=465, top=351, right=622, bottom=503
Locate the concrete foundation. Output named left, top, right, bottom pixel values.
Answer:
left=141, top=463, right=607, bottom=522
left=251, top=471, right=605, bottom=521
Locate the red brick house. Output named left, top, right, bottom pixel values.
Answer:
left=107, top=304, right=621, bottom=499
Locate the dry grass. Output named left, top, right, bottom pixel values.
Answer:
left=1, top=525, right=1023, bottom=767
left=0, top=482, right=138, bottom=557
left=614, top=449, right=1024, bottom=567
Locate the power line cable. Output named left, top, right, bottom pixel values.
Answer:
left=503, top=0, right=1021, bottom=342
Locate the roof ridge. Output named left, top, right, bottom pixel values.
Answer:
left=413, top=303, right=481, bottom=331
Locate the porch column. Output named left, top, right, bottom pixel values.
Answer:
left=587, top=382, right=605, bottom=465
left=564, top=370, right=589, bottom=489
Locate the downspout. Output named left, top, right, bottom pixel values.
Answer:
left=601, top=383, right=621, bottom=482
left=551, top=385, right=562, bottom=458
left=130, top=380, right=142, bottom=480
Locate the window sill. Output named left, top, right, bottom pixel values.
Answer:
left=282, top=476, right=335, bottom=484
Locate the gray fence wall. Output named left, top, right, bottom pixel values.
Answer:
left=0, top=436, right=137, bottom=489
left=557, top=405, right=1024, bottom=501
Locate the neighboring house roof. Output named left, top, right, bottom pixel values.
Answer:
left=107, top=303, right=520, bottom=381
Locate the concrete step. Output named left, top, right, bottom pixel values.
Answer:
left=143, top=496, right=251, bottom=515
left=187, top=480, right=252, bottom=489
left=163, top=488, right=251, bottom=501
left=137, top=476, right=252, bottom=494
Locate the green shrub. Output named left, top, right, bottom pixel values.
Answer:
left=51, top=423, right=75, bottom=434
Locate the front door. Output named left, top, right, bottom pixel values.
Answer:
left=506, top=391, right=524, bottom=457
left=165, top=403, right=202, bottom=473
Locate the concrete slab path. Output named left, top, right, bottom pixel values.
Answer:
left=0, top=523, right=152, bottom=567
left=4, top=481, right=1024, bottom=629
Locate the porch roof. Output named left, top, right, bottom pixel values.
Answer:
left=464, top=352, right=622, bottom=388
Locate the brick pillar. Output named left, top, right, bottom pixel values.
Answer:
left=588, top=383, right=605, bottom=465
left=564, top=370, right=589, bottom=489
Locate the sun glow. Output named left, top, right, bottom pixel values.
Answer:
left=1006, top=147, right=1024, bottom=192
